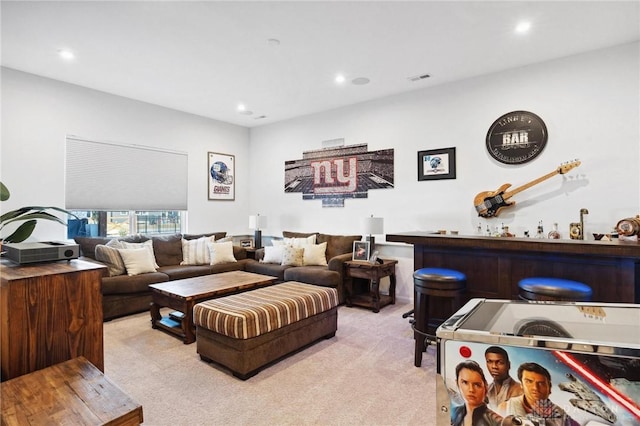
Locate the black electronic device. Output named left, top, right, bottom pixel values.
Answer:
left=3, top=241, right=80, bottom=264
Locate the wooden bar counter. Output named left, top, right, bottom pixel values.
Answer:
left=386, top=232, right=640, bottom=306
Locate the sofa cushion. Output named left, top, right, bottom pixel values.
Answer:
left=181, top=236, right=216, bottom=265
left=152, top=234, right=183, bottom=266
left=282, top=231, right=319, bottom=239
left=101, top=271, right=169, bottom=295
left=284, top=267, right=341, bottom=288
left=157, top=265, right=213, bottom=281
left=207, top=241, right=237, bottom=265
left=244, top=260, right=290, bottom=281
left=74, top=237, right=112, bottom=260
left=303, top=242, right=328, bottom=266
left=121, top=240, right=159, bottom=268
left=317, top=233, right=362, bottom=260
left=183, top=232, right=226, bottom=241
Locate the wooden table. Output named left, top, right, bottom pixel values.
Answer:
left=150, top=271, right=277, bottom=344
left=344, top=259, right=397, bottom=313
left=1, top=356, right=143, bottom=426
left=1, top=259, right=106, bottom=382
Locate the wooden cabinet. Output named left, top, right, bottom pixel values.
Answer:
left=344, top=259, right=397, bottom=313
left=1, top=259, right=106, bottom=381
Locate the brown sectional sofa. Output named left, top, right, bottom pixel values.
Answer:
left=75, top=231, right=361, bottom=321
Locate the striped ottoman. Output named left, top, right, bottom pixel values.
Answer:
left=193, top=281, right=339, bottom=379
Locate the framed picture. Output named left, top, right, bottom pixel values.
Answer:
left=352, top=241, right=370, bottom=261
left=208, top=152, right=235, bottom=200
left=240, top=238, right=254, bottom=248
left=417, top=147, right=456, bottom=181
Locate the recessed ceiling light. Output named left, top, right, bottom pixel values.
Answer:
left=267, top=38, right=280, bottom=47
left=515, top=21, right=531, bottom=34
left=351, top=77, right=370, bottom=85
left=335, top=74, right=346, bottom=84
left=237, top=104, right=246, bottom=112
left=58, top=49, right=75, bottom=60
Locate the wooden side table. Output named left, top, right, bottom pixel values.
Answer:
left=344, top=259, right=397, bottom=313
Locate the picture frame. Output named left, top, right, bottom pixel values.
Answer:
left=208, top=152, right=235, bottom=200
left=239, top=238, right=254, bottom=248
left=352, top=241, right=370, bottom=261
left=417, top=147, right=456, bottom=181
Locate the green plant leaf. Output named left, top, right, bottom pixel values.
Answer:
left=0, top=182, right=9, bottom=202
left=3, top=220, right=37, bottom=243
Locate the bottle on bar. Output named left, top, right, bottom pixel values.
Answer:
left=616, top=216, right=640, bottom=236
left=548, top=222, right=561, bottom=239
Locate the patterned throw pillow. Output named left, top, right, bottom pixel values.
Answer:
left=181, top=236, right=216, bottom=265
left=281, top=246, right=304, bottom=267
left=283, top=235, right=316, bottom=247
left=303, top=242, right=328, bottom=266
left=95, top=239, right=126, bottom=276
left=207, top=241, right=237, bottom=265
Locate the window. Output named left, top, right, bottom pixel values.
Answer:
left=68, top=210, right=184, bottom=238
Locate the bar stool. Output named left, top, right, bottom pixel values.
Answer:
left=413, top=267, right=466, bottom=367
left=518, top=277, right=592, bottom=301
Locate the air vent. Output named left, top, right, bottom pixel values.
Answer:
left=408, top=73, right=431, bottom=82
left=254, top=115, right=267, bottom=120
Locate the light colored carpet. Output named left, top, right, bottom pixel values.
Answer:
left=103, top=302, right=436, bottom=425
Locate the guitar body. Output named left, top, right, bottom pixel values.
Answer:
left=473, top=160, right=581, bottom=218
left=474, top=183, right=515, bottom=218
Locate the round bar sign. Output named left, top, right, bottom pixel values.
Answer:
left=486, top=111, right=548, bottom=164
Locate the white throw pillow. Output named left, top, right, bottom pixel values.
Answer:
left=271, top=239, right=285, bottom=247
left=118, top=247, right=157, bottom=276
left=121, top=240, right=159, bottom=268
left=207, top=241, right=237, bottom=265
left=281, top=246, right=304, bottom=266
left=303, top=242, right=328, bottom=266
left=283, top=235, right=316, bottom=247
left=181, top=236, right=216, bottom=265
left=262, top=246, right=284, bottom=264
left=216, top=236, right=234, bottom=243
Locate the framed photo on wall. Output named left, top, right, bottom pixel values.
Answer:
left=352, top=241, right=370, bottom=261
left=417, top=147, right=456, bottom=181
left=208, top=152, right=235, bottom=200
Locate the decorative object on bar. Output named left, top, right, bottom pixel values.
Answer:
left=548, top=222, right=561, bottom=239
left=570, top=208, right=589, bottom=240
left=362, top=215, right=383, bottom=258
left=248, top=214, right=267, bottom=249
left=616, top=215, right=640, bottom=237
left=535, top=220, right=545, bottom=238
left=474, top=160, right=581, bottom=218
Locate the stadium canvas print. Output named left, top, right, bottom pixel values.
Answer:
left=285, top=144, right=394, bottom=207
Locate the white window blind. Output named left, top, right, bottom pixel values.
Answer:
left=65, top=136, right=188, bottom=211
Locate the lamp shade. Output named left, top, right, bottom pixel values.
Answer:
left=363, top=216, right=384, bottom=235
left=249, top=214, right=267, bottom=230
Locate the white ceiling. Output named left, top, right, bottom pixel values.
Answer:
left=2, top=1, right=639, bottom=128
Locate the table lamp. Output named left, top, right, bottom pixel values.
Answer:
left=363, top=215, right=384, bottom=258
left=249, top=214, right=267, bottom=249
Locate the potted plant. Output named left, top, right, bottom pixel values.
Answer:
left=1, top=181, right=76, bottom=244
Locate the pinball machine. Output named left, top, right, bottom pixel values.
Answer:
left=435, top=299, right=640, bottom=426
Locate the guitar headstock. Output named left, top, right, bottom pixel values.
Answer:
left=557, top=159, right=581, bottom=174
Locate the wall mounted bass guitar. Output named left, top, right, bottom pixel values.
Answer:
left=474, top=160, right=581, bottom=218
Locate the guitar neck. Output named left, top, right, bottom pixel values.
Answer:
left=503, top=169, right=560, bottom=199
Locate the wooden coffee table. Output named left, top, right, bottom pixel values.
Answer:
left=150, top=271, right=277, bottom=344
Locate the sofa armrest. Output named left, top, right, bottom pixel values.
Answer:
left=327, top=252, right=353, bottom=276
left=232, top=245, right=248, bottom=260
left=253, top=248, right=265, bottom=261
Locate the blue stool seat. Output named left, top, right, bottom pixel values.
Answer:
left=412, top=267, right=466, bottom=367
left=518, top=277, right=592, bottom=301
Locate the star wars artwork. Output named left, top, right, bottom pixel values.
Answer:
left=285, top=144, right=394, bottom=207
left=208, top=152, right=235, bottom=201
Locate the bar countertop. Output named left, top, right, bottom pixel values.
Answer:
left=386, top=232, right=640, bottom=258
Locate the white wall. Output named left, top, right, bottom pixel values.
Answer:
left=1, top=68, right=250, bottom=239
left=248, top=42, right=640, bottom=302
